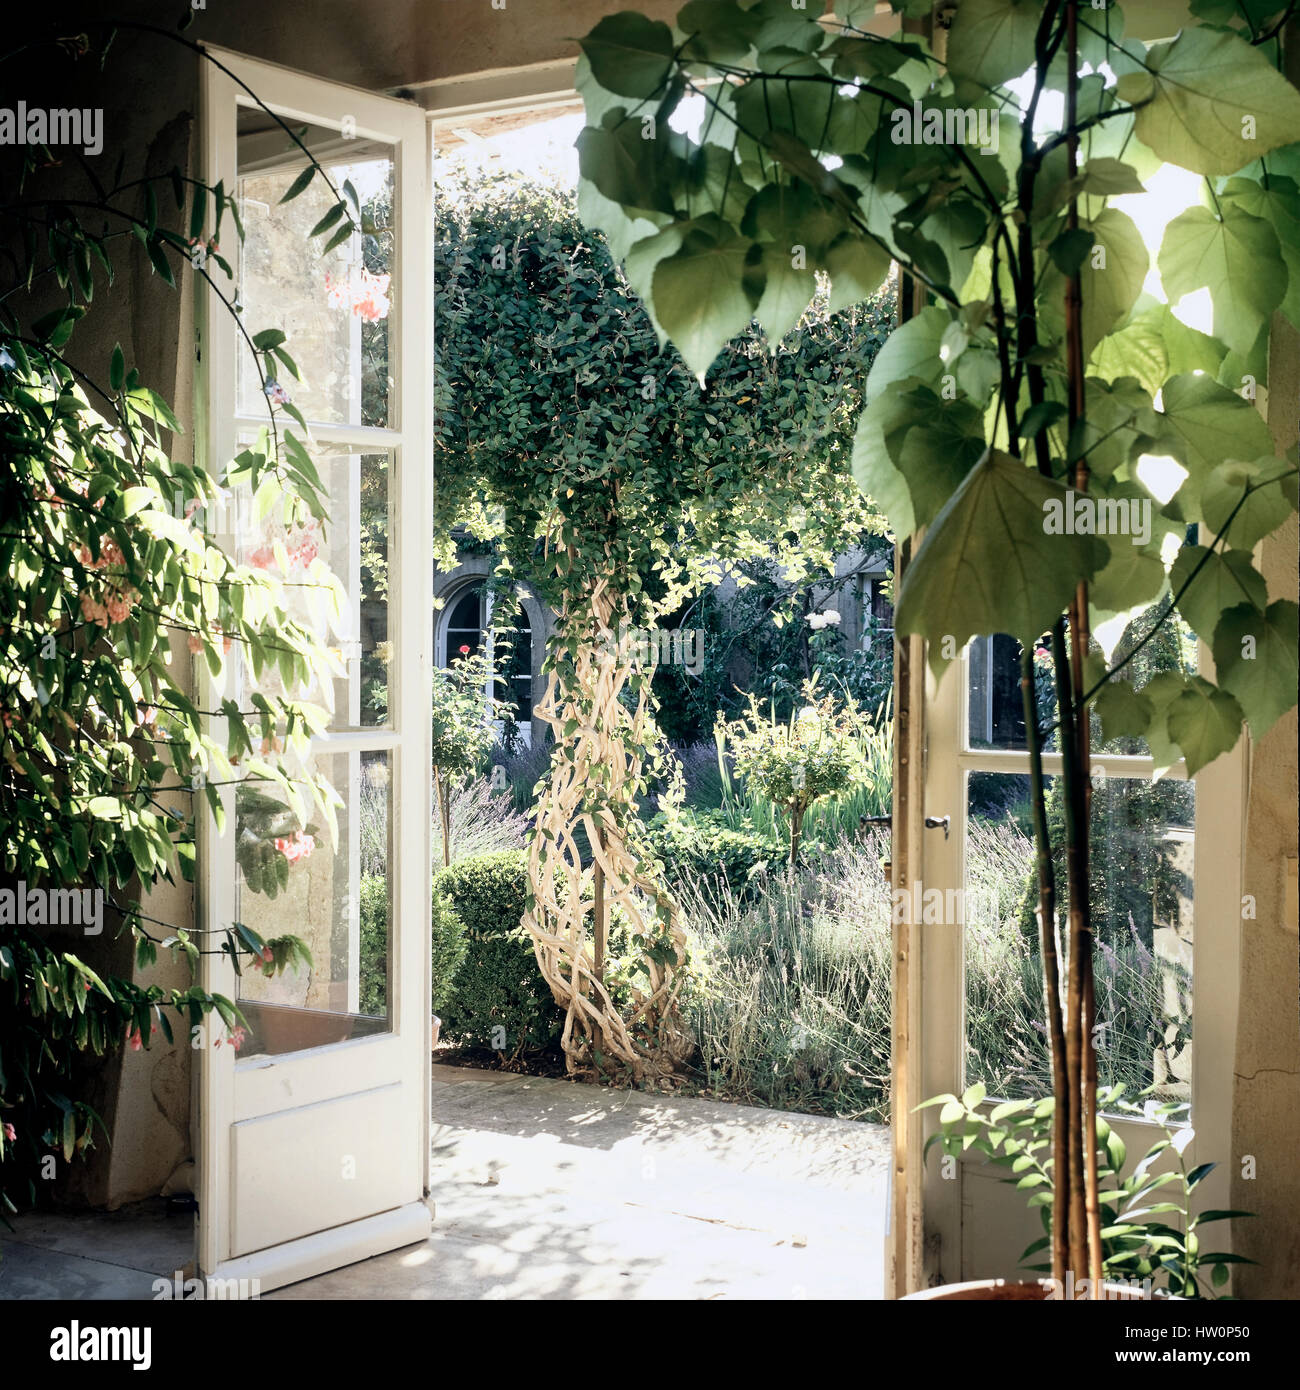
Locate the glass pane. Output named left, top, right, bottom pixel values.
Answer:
left=236, top=445, right=392, bottom=729
left=966, top=601, right=1197, bottom=756
left=234, top=750, right=391, bottom=1057
left=236, top=112, right=394, bottom=428
left=964, top=771, right=1194, bottom=1109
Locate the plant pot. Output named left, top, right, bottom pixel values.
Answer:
left=903, top=1278, right=1153, bottom=1301
left=431, top=1014, right=441, bottom=1052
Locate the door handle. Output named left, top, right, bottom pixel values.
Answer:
left=924, top=815, right=950, bottom=840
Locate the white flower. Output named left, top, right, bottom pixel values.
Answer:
left=821, top=608, right=842, bottom=627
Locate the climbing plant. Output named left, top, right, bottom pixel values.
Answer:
left=435, top=168, right=887, bottom=1079
left=573, top=0, right=1299, bottom=1285
left=0, top=22, right=369, bottom=1210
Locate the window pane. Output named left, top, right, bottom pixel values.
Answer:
left=234, top=750, right=391, bottom=1057
left=966, top=601, right=1197, bottom=756
left=236, top=112, right=393, bottom=429
left=236, top=446, right=392, bottom=729
left=964, top=771, right=1194, bottom=1109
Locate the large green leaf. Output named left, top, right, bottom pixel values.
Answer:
left=851, top=379, right=985, bottom=537
left=577, top=118, right=678, bottom=218
left=896, top=448, right=1110, bottom=676
left=1212, top=600, right=1300, bottom=740
left=578, top=13, right=675, bottom=99
left=1220, top=175, right=1300, bottom=333
left=752, top=243, right=816, bottom=342
left=1117, top=28, right=1300, bottom=176
left=1157, top=373, right=1274, bottom=521
left=652, top=218, right=761, bottom=382
left=1201, top=459, right=1297, bottom=550
left=1092, top=677, right=1153, bottom=741
left=1170, top=544, right=1266, bottom=643
left=1158, top=205, right=1285, bottom=355
left=866, top=304, right=951, bottom=401
left=1061, top=209, right=1147, bottom=359
left=824, top=233, right=891, bottom=312
left=1166, top=676, right=1244, bottom=775
left=946, top=0, right=1044, bottom=93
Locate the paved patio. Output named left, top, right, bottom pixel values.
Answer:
left=1, top=1064, right=890, bottom=1300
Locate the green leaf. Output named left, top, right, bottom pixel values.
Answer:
left=945, top=0, right=1044, bottom=93
left=851, top=379, right=985, bottom=537
left=577, top=120, right=677, bottom=218
left=824, top=234, right=891, bottom=314
left=1157, top=373, right=1274, bottom=521
left=1092, top=678, right=1153, bottom=741
left=578, top=12, right=674, bottom=99
left=896, top=448, right=1110, bottom=677
left=252, top=328, right=287, bottom=351
left=279, top=164, right=316, bottom=203
left=1220, top=174, right=1300, bottom=333
left=1202, top=459, right=1296, bottom=549
left=1158, top=205, right=1285, bottom=355
left=146, top=236, right=175, bottom=287
left=866, top=304, right=951, bottom=401
left=309, top=202, right=347, bottom=238
left=109, top=343, right=125, bottom=392
left=1166, top=676, right=1244, bottom=775
left=1042, top=210, right=1147, bottom=359
left=652, top=219, right=760, bottom=383
left=1117, top=27, right=1300, bottom=177
left=1170, top=545, right=1266, bottom=644
left=1080, top=158, right=1146, bottom=197
left=752, top=244, right=816, bottom=343
left=1212, top=600, right=1300, bottom=740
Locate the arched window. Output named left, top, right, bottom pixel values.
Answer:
left=436, top=581, right=535, bottom=735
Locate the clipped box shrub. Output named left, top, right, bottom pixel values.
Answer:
left=357, top=872, right=468, bottom=1020
left=644, top=809, right=781, bottom=899
left=435, top=851, right=563, bottom=1057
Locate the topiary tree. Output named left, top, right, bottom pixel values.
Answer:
left=435, top=168, right=888, bottom=1080
left=573, top=0, right=1300, bottom=1290
left=720, top=676, right=875, bottom=866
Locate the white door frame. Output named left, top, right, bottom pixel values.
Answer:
left=915, top=634, right=1245, bottom=1286
left=195, top=47, right=433, bottom=1292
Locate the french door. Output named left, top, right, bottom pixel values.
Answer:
left=196, top=50, right=432, bottom=1291
left=895, top=617, right=1244, bottom=1289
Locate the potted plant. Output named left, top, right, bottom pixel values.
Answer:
left=571, top=0, right=1299, bottom=1295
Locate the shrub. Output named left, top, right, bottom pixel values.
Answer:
left=357, top=873, right=468, bottom=1020
left=435, top=851, right=562, bottom=1057
left=644, top=808, right=781, bottom=899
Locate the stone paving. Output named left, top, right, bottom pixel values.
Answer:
left=1, top=1064, right=890, bottom=1300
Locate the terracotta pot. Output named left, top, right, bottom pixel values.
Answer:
left=903, top=1278, right=1152, bottom=1301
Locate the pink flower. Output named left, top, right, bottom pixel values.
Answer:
left=126, top=1027, right=143, bottom=1051
left=248, top=544, right=276, bottom=570
left=326, top=267, right=390, bottom=322
left=228, top=1025, right=247, bottom=1052
left=273, top=830, right=315, bottom=864
left=187, top=633, right=203, bottom=654
left=458, top=644, right=470, bottom=655
left=264, top=380, right=291, bottom=406
left=2, top=1122, right=15, bottom=1144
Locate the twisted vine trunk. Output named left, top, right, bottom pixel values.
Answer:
left=521, top=580, right=692, bottom=1081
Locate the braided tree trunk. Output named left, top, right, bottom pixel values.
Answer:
left=522, top=581, right=692, bottom=1081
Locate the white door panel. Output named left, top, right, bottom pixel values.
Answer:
left=197, top=48, right=432, bottom=1292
